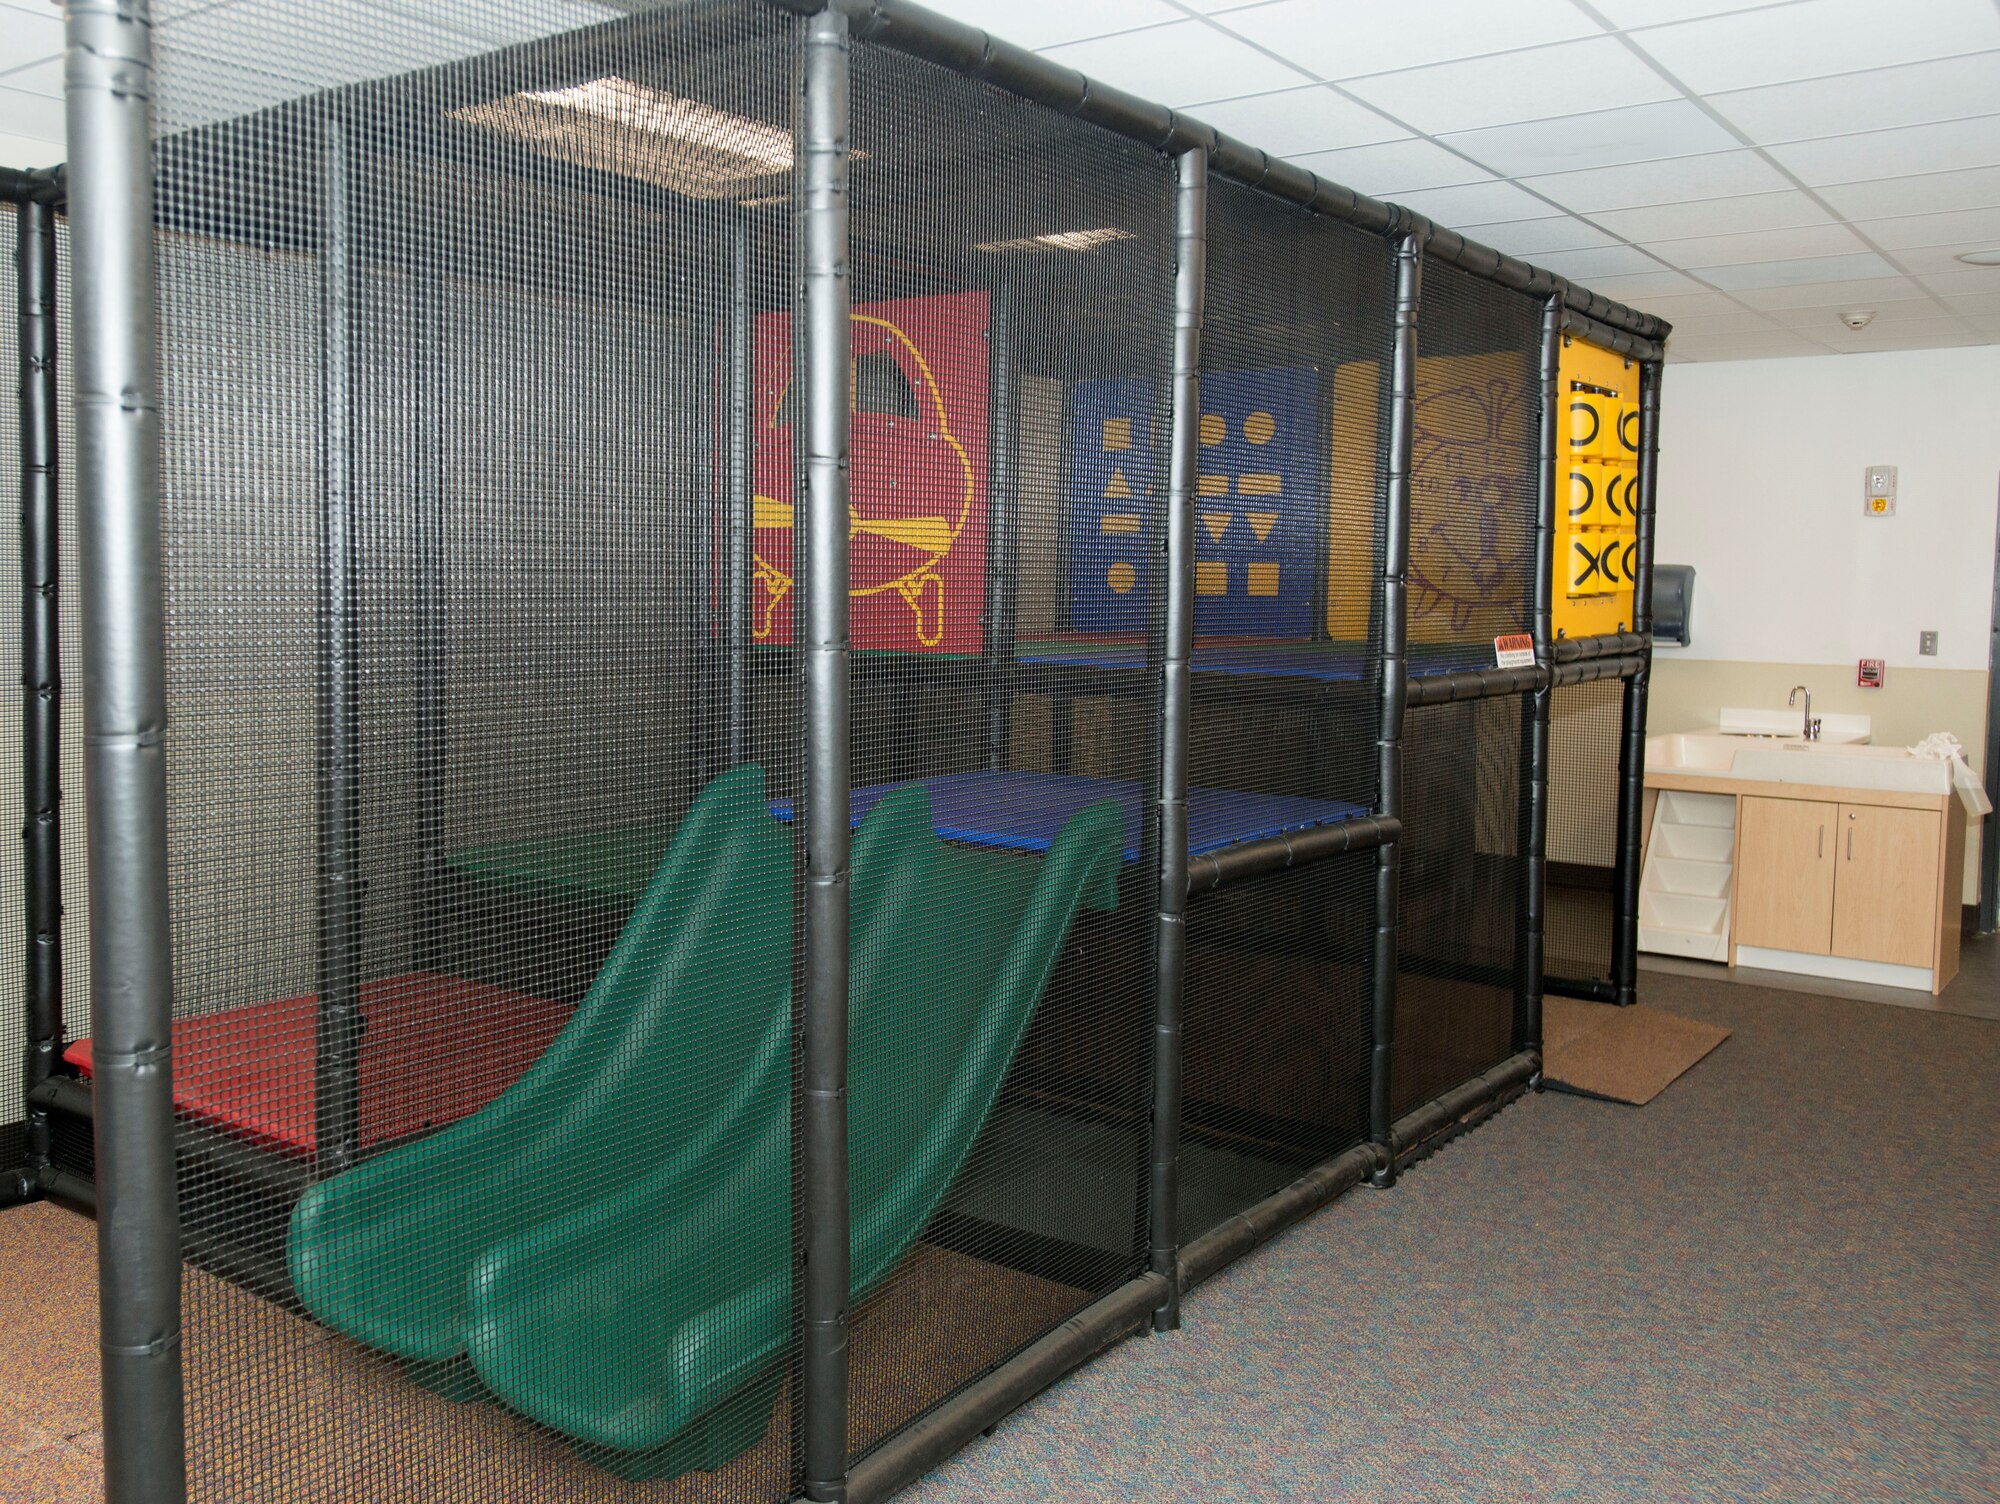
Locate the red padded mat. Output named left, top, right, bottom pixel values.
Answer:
left=66, top=972, right=569, bottom=1157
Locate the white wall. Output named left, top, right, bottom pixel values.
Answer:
left=1656, top=344, right=2000, bottom=675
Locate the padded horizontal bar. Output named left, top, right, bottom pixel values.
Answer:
left=1546, top=975, right=1620, bottom=1005
left=1178, top=1140, right=1382, bottom=1291
left=1405, top=664, right=1546, bottom=705
left=0, top=165, right=64, bottom=207
left=1552, top=654, right=1647, bottom=687
left=1185, top=814, right=1399, bottom=895
left=1563, top=307, right=1665, bottom=364
left=1393, top=1049, right=1539, bottom=1172
left=770, top=0, right=1669, bottom=342
left=845, top=1270, right=1171, bottom=1504
left=39, top=1165, right=97, bottom=1216
left=1551, top=630, right=1648, bottom=663
left=25, top=1076, right=93, bottom=1121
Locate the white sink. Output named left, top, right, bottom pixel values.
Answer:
left=1646, top=733, right=1744, bottom=772
left=1647, top=733, right=1965, bottom=800
left=1730, top=742, right=1952, bottom=795
left=1717, top=706, right=1871, bottom=743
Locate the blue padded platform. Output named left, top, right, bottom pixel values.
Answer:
left=769, top=770, right=1366, bottom=863
left=1015, top=636, right=1494, bottom=681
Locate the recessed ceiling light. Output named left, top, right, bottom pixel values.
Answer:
left=1954, top=248, right=2000, bottom=266
left=451, top=76, right=793, bottom=199
left=975, top=228, right=1134, bottom=254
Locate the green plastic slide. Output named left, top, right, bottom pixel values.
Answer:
left=460, top=787, right=1124, bottom=1474
left=286, top=763, right=793, bottom=1366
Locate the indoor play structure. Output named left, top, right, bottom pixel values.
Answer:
left=0, top=1, right=1668, bottom=1500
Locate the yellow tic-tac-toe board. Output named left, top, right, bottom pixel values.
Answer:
left=1554, top=336, right=1641, bottom=641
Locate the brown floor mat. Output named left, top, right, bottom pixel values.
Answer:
left=0, top=1199, right=1084, bottom=1502
left=1542, top=994, right=1730, bottom=1105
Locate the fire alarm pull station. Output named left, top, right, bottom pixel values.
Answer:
left=1858, top=658, right=1885, bottom=689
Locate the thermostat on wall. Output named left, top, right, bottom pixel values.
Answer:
left=1864, top=464, right=1897, bottom=516
left=1857, top=658, right=1885, bottom=689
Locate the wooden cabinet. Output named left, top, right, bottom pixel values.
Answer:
left=1735, top=796, right=1836, bottom=954
left=1733, top=794, right=1945, bottom=975
left=1830, top=804, right=1941, bottom=968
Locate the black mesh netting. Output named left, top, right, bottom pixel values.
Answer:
left=1393, top=694, right=1531, bottom=1119
left=1408, top=256, right=1539, bottom=674
left=837, top=36, right=1168, bottom=1467
left=148, top=1, right=806, bottom=1498
left=1546, top=676, right=1628, bottom=990
left=1172, top=178, right=1390, bottom=1242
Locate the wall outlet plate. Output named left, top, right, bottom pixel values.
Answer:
left=1919, top=630, right=1938, bottom=656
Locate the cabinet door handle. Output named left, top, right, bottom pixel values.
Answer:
left=1818, top=826, right=1824, bottom=858
left=1847, top=827, right=1853, bottom=861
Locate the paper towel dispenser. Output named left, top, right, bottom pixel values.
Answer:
left=1653, top=564, right=1693, bottom=647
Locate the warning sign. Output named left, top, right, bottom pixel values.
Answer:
left=1494, top=633, right=1535, bottom=669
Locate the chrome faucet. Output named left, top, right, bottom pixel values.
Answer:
left=1788, top=684, right=1821, bottom=741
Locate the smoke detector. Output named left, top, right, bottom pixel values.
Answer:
left=1838, top=309, right=1876, bottom=330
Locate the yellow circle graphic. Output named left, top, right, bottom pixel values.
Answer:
left=1199, top=413, right=1226, bottom=447
left=1106, top=561, right=1137, bottom=595
left=1243, top=410, right=1276, bottom=445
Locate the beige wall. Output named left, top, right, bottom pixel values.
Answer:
left=1647, top=657, right=1988, bottom=901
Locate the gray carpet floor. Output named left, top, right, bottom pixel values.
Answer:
left=904, top=957, right=2000, bottom=1503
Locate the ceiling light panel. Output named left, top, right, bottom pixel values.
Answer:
left=1342, top=37, right=1677, bottom=134
left=1629, top=0, right=2000, bottom=95
left=1213, top=0, right=1595, bottom=81
left=1709, top=53, right=2000, bottom=145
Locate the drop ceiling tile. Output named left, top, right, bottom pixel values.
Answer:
left=1818, top=164, right=2000, bottom=218
left=916, top=0, right=1183, bottom=48
left=1729, top=275, right=1933, bottom=308
left=1522, top=150, right=1791, bottom=212
left=1699, top=250, right=1904, bottom=288
left=1589, top=191, right=1837, bottom=240
left=1858, top=206, right=2000, bottom=250
left=0, top=3, right=63, bottom=60
left=1709, top=53, right=2000, bottom=145
left=0, top=129, right=61, bottom=168
left=1824, top=316, right=1986, bottom=349
left=1291, top=136, right=1488, bottom=195
left=1763, top=298, right=1952, bottom=329
left=1917, top=266, right=2000, bottom=295
left=1439, top=99, right=1739, bottom=180
left=1659, top=308, right=1782, bottom=335
left=1387, top=179, right=1553, bottom=226
left=1594, top=0, right=1798, bottom=24
left=1939, top=289, right=2000, bottom=315
left=1340, top=38, right=1676, bottom=135
left=1214, top=0, right=1596, bottom=82
left=1616, top=289, right=1762, bottom=321
left=1454, top=216, right=1619, bottom=256
left=1968, top=313, right=2000, bottom=338
left=1666, top=328, right=1838, bottom=361
left=1629, top=0, right=2000, bottom=94
left=1885, top=239, right=2000, bottom=275
left=1768, top=115, right=2000, bottom=187
left=1042, top=21, right=1302, bottom=106
left=1570, top=268, right=1711, bottom=300
left=0, top=55, right=61, bottom=97
left=1529, top=244, right=1669, bottom=278
left=1193, top=86, right=1407, bottom=155
left=0, top=83, right=62, bottom=141
left=1651, top=222, right=1869, bottom=269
